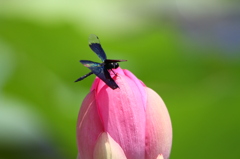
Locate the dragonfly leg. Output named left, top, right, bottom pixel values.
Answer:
left=110, top=69, right=117, bottom=76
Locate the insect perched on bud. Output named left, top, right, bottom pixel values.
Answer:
left=75, top=34, right=127, bottom=89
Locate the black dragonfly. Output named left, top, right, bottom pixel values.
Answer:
left=75, top=34, right=127, bottom=89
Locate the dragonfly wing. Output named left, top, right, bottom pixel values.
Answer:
left=104, top=59, right=127, bottom=63
left=75, top=72, right=93, bottom=82
left=88, top=34, right=107, bottom=62
left=80, top=60, right=104, bottom=77
left=80, top=60, right=101, bottom=68
left=102, top=67, right=119, bottom=89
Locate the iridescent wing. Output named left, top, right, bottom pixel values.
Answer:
left=80, top=60, right=102, bottom=68
left=74, top=60, right=100, bottom=82
left=88, top=34, right=107, bottom=62
left=80, top=60, right=119, bottom=89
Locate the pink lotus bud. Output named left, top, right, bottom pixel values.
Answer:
left=77, top=67, right=172, bottom=159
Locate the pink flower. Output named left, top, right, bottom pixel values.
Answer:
left=77, top=67, right=172, bottom=159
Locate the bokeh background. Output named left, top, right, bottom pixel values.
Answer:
left=0, top=0, right=240, bottom=159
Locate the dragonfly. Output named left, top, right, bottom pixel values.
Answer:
left=75, top=34, right=127, bottom=89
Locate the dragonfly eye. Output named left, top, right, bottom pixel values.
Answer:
left=112, top=62, right=119, bottom=69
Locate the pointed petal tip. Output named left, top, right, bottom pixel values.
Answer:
left=156, top=154, right=164, bottom=159
left=93, top=132, right=127, bottom=159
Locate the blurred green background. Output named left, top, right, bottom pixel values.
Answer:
left=0, top=0, right=240, bottom=159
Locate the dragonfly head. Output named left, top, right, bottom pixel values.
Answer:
left=106, top=62, right=119, bottom=69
